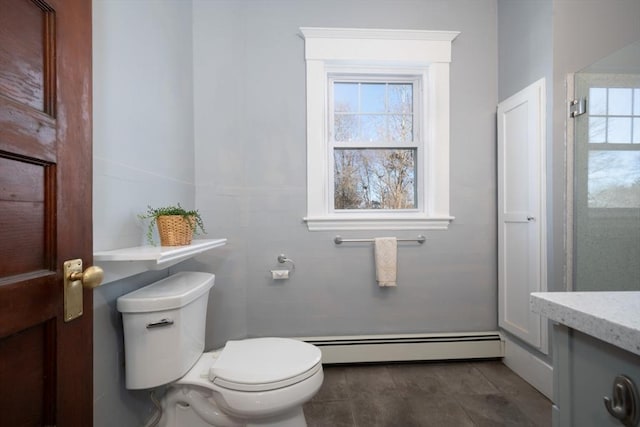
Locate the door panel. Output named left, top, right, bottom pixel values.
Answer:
left=0, top=0, right=51, bottom=112
left=0, top=157, right=48, bottom=276
left=0, top=321, right=55, bottom=426
left=0, top=0, right=93, bottom=425
left=497, top=78, right=548, bottom=354
left=0, top=98, right=57, bottom=160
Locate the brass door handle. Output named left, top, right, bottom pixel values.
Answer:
left=63, top=259, right=104, bottom=322
left=69, top=265, right=104, bottom=289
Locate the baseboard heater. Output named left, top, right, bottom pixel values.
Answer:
left=300, top=332, right=504, bottom=364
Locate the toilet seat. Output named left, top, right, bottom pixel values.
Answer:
left=213, top=363, right=322, bottom=392
left=209, top=338, right=322, bottom=392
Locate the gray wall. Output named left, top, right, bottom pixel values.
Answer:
left=498, top=0, right=553, bottom=103
left=582, top=40, right=640, bottom=74
left=189, top=0, right=499, bottom=347
left=92, top=0, right=195, bottom=425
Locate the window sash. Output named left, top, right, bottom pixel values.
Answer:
left=333, top=148, right=419, bottom=211
left=328, top=76, right=423, bottom=213
left=329, top=75, right=421, bottom=146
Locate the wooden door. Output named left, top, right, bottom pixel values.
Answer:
left=0, top=0, right=93, bottom=425
left=497, top=78, right=548, bottom=354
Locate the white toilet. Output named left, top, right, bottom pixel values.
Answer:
left=117, top=271, right=323, bottom=427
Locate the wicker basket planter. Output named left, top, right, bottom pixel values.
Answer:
left=156, top=215, right=196, bottom=246
left=139, top=204, right=206, bottom=246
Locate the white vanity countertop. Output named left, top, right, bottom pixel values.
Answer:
left=530, top=292, right=640, bottom=356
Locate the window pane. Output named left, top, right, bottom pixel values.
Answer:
left=634, top=89, right=640, bottom=115
left=334, top=83, right=358, bottom=112
left=608, top=88, right=632, bottom=116
left=332, top=80, right=416, bottom=143
left=589, top=117, right=606, bottom=143
left=634, top=118, right=640, bottom=144
left=588, top=150, right=640, bottom=208
left=388, top=84, right=413, bottom=113
left=361, top=83, right=386, bottom=113
left=607, top=117, right=632, bottom=143
left=334, top=113, right=358, bottom=141
left=360, top=114, right=387, bottom=141
left=389, top=114, right=413, bottom=142
left=589, top=88, right=607, bottom=115
left=334, top=148, right=416, bottom=210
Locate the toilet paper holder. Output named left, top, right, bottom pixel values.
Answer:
left=271, top=254, right=295, bottom=280
left=277, top=254, right=295, bottom=268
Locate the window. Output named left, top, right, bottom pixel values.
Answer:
left=332, top=78, right=419, bottom=211
left=586, top=85, right=640, bottom=208
left=300, top=28, right=459, bottom=231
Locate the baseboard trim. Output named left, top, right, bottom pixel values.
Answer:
left=503, top=336, right=553, bottom=399
left=300, top=332, right=504, bottom=364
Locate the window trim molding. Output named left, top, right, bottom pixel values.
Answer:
left=300, top=27, right=459, bottom=231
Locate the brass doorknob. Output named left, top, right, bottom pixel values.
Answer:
left=69, top=265, right=104, bottom=289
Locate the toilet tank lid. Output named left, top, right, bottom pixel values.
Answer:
left=117, top=272, right=214, bottom=313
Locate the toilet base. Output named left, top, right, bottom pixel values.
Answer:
left=158, top=386, right=308, bottom=427
left=246, top=407, right=307, bottom=427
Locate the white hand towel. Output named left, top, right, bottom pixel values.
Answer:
left=374, top=237, right=397, bottom=287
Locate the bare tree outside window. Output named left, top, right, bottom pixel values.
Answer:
left=333, top=81, right=417, bottom=210
left=588, top=151, right=640, bottom=208
left=334, top=148, right=416, bottom=209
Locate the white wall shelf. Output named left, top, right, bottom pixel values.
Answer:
left=94, top=238, right=227, bottom=285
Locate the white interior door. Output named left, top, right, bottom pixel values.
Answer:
left=497, top=78, right=548, bottom=353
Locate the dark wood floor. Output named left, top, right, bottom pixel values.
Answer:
left=303, top=360, right=551, bottom=427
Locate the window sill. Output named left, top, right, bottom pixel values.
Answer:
left=303, top=215, right=454, bottom=231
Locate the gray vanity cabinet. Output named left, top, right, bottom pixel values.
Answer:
left=553, top=324, right=640, bottom=427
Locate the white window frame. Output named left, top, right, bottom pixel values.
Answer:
left=300, top=27, right=459, bottom=231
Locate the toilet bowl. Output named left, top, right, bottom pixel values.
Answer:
left=160, top=340, right=323, bottom=427
left=117, top=272, right=323, bottom=427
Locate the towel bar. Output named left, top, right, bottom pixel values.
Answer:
left=334, top=235, right=426, bottom=245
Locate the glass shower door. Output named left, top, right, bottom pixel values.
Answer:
left=573, top=71, right=640, bottom=291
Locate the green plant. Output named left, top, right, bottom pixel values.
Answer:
left=138, top=203, right=206, bottom=245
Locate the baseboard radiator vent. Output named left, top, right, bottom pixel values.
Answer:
left=301, top=332, right=504, bottom=364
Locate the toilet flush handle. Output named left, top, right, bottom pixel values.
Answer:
left=146, top=319, right=174, bottom=329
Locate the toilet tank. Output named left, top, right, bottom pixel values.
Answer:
left=117, top=271, right=214, bottom=390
